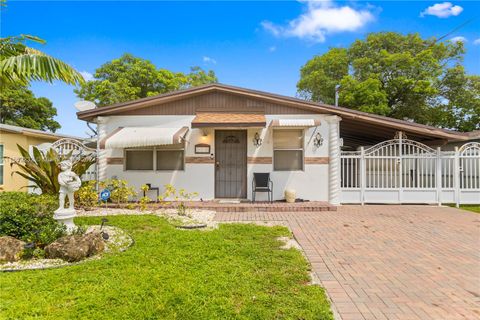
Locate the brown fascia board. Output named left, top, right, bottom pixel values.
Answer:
left=76, top=83, right=468, bottom=141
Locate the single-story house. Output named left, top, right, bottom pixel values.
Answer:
left=0, top=124, right=83, bottom=192
left=77, top=83, right=479, bottom=205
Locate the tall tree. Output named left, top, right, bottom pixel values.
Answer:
left=297, top=32, right=479, bottom=131
left=0, top=84, right=61, bottom=132
left=0, top=35, right=84, bottom=88
left=75, top=54, right=218, bottom=106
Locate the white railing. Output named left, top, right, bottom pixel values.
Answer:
left=341, top=139, right=480, bottom=205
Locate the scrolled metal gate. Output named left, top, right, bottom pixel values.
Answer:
left=340, top=136, right=480, bottom=205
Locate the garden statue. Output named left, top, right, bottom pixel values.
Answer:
left=54, top=159, right=81, bottom=232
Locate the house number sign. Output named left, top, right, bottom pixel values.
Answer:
left=195, top=143, right=211, bottom=154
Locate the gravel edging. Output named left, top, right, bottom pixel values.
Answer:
left=1, top=225, right=133, bottom=272
left=77, top=208, right=219, bottom=229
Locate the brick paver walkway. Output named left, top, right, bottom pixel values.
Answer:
left=214, top=205, right=480, bottom=320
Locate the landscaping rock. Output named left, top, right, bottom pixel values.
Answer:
left=45, top=232, right=105, bottom=262
left=0, top=236, right=26, bottom=262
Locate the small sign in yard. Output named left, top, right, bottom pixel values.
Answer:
left=100, top=189, right=111, bottom=201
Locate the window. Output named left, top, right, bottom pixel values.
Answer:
left=156, top=150, right=184, bottom=170
left=0, top=144, right=3, bottom=185
left=125, top=150, right=154, bottom=170
left=124, top=144, right=184, bottom=171
left=273, top=129, right=304, bottom=171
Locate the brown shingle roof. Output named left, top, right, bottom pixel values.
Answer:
left=191, top=113, right=266, bottom=128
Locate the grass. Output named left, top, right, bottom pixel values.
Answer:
left=447, top=204, right=480, bottom=214
left=0, top=215, right=333, bottom=320
left=458, top=205, right=480, bottom=213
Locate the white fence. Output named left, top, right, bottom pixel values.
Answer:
left=340, top=139, right=480, bottom=205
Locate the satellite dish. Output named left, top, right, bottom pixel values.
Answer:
left=74, top=101, right=96, bottom=112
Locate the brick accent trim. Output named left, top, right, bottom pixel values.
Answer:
left=247, top=157, right=272, bottom=164
left=305, top=157, right=329, bottom=164
left=185, top=157, right=214, bottom=164
left=107, top=157, right=124, bottom=165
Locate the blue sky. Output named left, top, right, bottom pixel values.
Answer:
left=2, top=1, right=479, bottom=137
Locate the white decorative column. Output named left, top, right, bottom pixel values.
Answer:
left=326, top=115, right=342, bottom=205
left=96, top=116, right=108, bottom=185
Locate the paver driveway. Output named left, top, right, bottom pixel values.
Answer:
left=214, top=205, right=480, bottom=320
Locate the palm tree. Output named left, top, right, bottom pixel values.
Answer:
left=0, top=34, right=85, bottom=88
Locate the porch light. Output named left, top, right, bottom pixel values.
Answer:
left=200, top=130, right=209, bottom=142
left=253, top=132, right=263, bottom=147
left=313, top=132, right=323, bottom=147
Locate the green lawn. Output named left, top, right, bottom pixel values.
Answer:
left=0, top=215, right=332, bottom=320
left=448, top=204, right=480, bottom=214
left=458, top=205, right=480, bottom=213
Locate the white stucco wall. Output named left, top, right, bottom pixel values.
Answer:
left=99, top=114, right=335, bottom=201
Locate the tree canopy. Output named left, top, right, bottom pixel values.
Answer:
left=75, top=54, right=218, bottom=107
left=297, top=32, right=479, bottom=131
left=0, top=84, right=60, bottom=132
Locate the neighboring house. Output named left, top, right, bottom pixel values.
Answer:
left=76, top=83, right=479, bottom=205
left=0, top=124, right=83, bottom=192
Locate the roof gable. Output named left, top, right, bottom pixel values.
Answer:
left=112, top=90, right=312, bottom=116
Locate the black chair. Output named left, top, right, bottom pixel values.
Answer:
left=252, top=173, right=273, bottom=203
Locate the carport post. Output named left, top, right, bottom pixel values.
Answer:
left=360, top=147, right=365, bottom=205
left=436, top=147, right=442, bottom=206
left=454, top=147, right=460, bottom=208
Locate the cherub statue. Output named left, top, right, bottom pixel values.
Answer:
left=56, top=159, right=81, bottom=211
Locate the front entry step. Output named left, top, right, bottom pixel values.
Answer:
left=161, top=201, right=337, bottom=212
left=217, top=199, right=242, bottom=204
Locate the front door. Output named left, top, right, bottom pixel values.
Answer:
left=215, top=130, right=247, bottom=198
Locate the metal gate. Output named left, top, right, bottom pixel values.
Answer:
left=340, top=135, right=480, bottom=205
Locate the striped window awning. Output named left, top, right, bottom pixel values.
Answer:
left=270, top=119, right=320, bottom=127
left=103, top=127, right=189, bottom=149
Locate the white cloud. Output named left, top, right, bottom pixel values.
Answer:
left=261, top=21, right=281, bottom=37
left=450, top=36, right=467, bottom=43
left=474, top=38, right=480, bottom=45
left=420, top=2, right=463, bottom=18
left=269, top=46, right=277, bottom=52
left=261, top=1, right=375, bottom=43
left=202, top=56, right=217, bottom=64
left=79, top=71, right=94, bottom=81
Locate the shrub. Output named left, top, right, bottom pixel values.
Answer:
left=0, top=192, right=66, bottom=248
left=138, top=184, right=151, bottom=211
left=99, top=179, right=136, bottom=204
left=76, top=180, right=98, bottom=209
left=158, top=184, right=198, bottom=216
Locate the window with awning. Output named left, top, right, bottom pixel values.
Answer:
left=273, top=129, right=304, bottom=171
left=125, top=144, right=185, bottom=171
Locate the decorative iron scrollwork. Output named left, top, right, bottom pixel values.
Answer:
left=223, top=135, right=240, bottom=144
